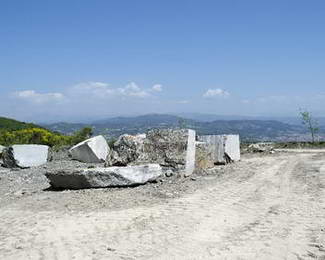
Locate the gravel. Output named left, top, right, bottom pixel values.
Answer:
left=0, top=155, right=240, bottom=213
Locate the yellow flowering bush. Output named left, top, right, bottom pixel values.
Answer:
left=0, top=127, right=92, bottom=147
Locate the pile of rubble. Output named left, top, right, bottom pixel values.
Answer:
left=0, top=129, right=241, bottom=189
left=246, top=142, right=275, bottom=154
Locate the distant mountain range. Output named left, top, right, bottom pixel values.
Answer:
left=42, top=113, right=325, bottom=142
left=2, top=113, right=321, bottom=142
left=175, top=113, right=325, bottom=125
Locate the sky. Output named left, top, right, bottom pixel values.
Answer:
left=1, top=0, right=325, bottom=122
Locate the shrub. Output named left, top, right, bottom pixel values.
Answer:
left=107, top=137, right=117, bottom=148
left=70, top=127, right=93, bottom=145
left=0, top=127, right=93, bottom=147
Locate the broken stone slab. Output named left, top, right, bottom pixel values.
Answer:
left=247, top=143, right=264, bottom=152
left=105, top=134, right=146, bottom=166
left=106, top=129, right=197, bottom=176
left=69, top=135, right=109, bottom=163
left=2, top=144, right=49, bottom=168
left=184, top=129, right=196, bottom=176
left=137, top=129, right=196, bottom=176
left=224, top=135, right=240, bottom=162
left=198, top=135, right=240, bottom=164
left=247, top=143, right=274, bottom=153
left=45, top=164, right=162, bottom=189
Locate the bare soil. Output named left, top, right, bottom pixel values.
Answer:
left=0, top=151, right=325, bottom=259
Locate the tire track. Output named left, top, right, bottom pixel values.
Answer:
left=0, top=153, right=324, bottom=259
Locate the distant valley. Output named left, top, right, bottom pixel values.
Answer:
left=42, top=114, right=325, bottom=142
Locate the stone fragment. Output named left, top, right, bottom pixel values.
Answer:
left=69, top=135, right=109, bottom=163
left=224, top=135, right=241, bottom=162
left=184, top=129, right=196, bottom=176
left=105, top=134, right=146, bottom=166
left=165, top=169, right=174, bottom=177
left=45, top=164, right=162, bottom=189
left=2, top=144, right=49, bottom=168
left=247, top=143, right=264, bottom=152
left=198, top=135, right=240, bottom=164
left=247, top=143, right=274, bottom=153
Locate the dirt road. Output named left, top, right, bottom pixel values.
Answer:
left=1, top=152, right=325, bottom=259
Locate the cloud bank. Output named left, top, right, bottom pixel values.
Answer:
left=14, top=81, right=163, bottom=105
left=4, top=81, right=325, bottom=122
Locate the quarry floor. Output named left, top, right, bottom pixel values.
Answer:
left=0, top=151, right=325, bottom=259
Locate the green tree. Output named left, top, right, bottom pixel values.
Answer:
left=300, top=109, right=319, bottom=143
left=71, top=127, right=93, bottom=145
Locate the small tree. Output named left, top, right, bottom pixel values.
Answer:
left=300, top=109, right=319, bottom=143
left=71, top=127, right=93, bottom=145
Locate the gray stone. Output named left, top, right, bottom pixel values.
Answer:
left=198, top=135, right=226, bottom=164
left=69, top=135, right=109, bottom=163
left=138, top=129, right=196, bottom=175
left=136, top=129, right=190, bottom=168
left=105, top=134, right=146, bottom=166
left=106, top=129, right=196, bottom=176
left=195, top=142, right=215, bottom=171
left=45, top=164, right=162, bottom=189
left=2, top=144, right=49, bottom=168
left=224, top=135, right=240, bottom=162
left=247, top=143, right=274, bottom=153
left=48, top=146, right=71, bottom=161
left=184, top=129, right=196, bottom=176
left=198, top=135, right=240, bottom=164
left=165, top=169, right=174, bottom=177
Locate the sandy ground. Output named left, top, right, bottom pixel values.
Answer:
left=0, top=151, right=325, bottom=260
left=275, top=149, right=325, bottom=153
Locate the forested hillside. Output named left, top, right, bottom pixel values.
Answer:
left=0, top=117, right=41, bottom=131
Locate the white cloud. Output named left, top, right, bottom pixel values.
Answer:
left=70, top=81, right=156, bottom=99
left=117, top=82, right=151, bottom=98
left=151, top=84, right=162, bottom=92
left=14, top=90, right=65, bottom=103
left=203, top=88, right=230, bottom=98
left=75, top=81, right=109, bottom=89
left=71, top=82, right=114, bottom=98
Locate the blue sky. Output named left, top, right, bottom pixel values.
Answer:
left=1, top=0, right=325, bottom=122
